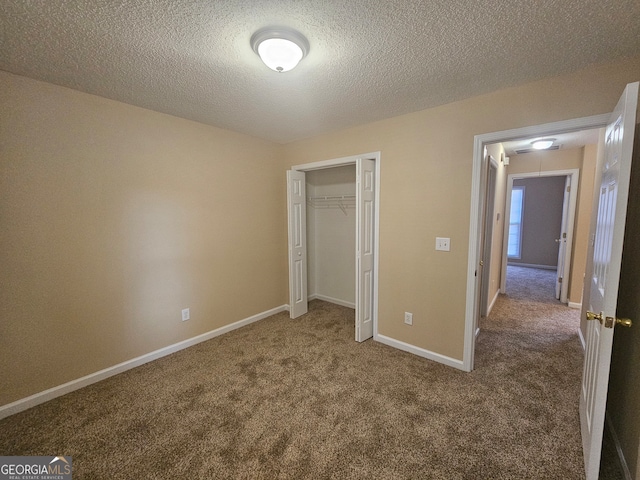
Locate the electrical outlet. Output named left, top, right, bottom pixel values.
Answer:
left=404, top=312, right=413, bottom=325
left=181, top=308, right=190, bottom=322
left=435, top=237, right=451, bottom=252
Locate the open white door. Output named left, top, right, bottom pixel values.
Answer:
left=287, top=170, right=308, bottom=319
left=580, top=81, right=638, bottom=480
left=355, top=158, right=375, bottom=342
left=480, top=160, right=497, bottom=317
left=555, top=175, right=571, bottom=300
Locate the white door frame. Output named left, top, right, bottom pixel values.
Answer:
left=290, top=152, right=381, bottom=339
left=500, top=169, right=580, bottom=304
left=464, top=114, right=609, bottom=371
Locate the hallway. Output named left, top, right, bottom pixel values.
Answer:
left=488, top=265, right=623, bottom=479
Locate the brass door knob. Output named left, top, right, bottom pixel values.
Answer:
left=616, top=318, right=633, bottom=328
left=586, top=311, right=603, bottom=323
left=587, top=311, right=633, bottom=328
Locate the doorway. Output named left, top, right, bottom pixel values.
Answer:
left=501, top=170, right=579, bottom=304
left=306, top=166, right=357, bottom=309
left=467, top=83, right=638, bottom=480
left=286, top=152, right=381, bottom=343
left=464, top=114, right=610, bottom=372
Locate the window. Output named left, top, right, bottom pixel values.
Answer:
left=508, top=186, right=525, bottom=258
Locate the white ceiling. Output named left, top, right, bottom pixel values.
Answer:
left=1, top=1, right=639, bottom=144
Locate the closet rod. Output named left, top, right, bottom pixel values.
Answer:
left=307, top=195, right=355, bottom=201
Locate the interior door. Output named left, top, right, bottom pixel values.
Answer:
left=555, top=175, right=571, bottom=300
left=580, top=81, right=638, bottom=480
left=287, top=170, right=308, bottom=319
left=480, top=161, right=497, bottom=317
left=355, top=158, right=375, bottom=342
left=474, top=151, right=492, bottom=335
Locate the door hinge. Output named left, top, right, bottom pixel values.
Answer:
left=567, top=185, right=571, bottom=192
left=558, top=277, right=563, bottom=283
left=563, top=232, right=567, bottom=239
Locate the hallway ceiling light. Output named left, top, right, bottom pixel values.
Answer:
left=250, top=27, right=309, bottom=72
left=531, top=139, right=556, bottom=150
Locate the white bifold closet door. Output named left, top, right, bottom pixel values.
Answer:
left=355, top=158, right=375, bottom=342
left=287, top=170, right=308, bottom=319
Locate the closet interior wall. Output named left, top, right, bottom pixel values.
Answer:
left=306, top=165, right=356, bottom=308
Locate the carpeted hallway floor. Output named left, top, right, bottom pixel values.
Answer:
left=1, top=266, right=588, bottom=479
left=501, top=265, right=624, bottom=480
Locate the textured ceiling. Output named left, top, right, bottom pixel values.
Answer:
left=1, top=1, right=639, bottom=143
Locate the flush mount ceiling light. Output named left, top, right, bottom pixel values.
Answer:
left=531, top=138, right=556, bottom=150
left=250, top=27, right=309, bottom=72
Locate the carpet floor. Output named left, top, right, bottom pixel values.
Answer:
left=1, top=266, right=587, bottom=479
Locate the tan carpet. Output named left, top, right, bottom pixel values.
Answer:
left=0, top=267, right=586, bottom=479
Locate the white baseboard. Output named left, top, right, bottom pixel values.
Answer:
left=508, top=262, right=557, bottom=270
left=578, top=327, right=586, bottom=350
left=568, top=302, right=582, bottom=309
left=605, top=411, right=633, bottom=480
left=0, top=305, right=288, bottom=420
left=375, top=334, right=465, bottom=371
left=487, top=290, right=500, bottom=316
left=308, top=294, right=355, bottom=309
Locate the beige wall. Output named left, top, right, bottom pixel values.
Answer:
left=506, top=146, right=598, bottom=304
left=281, top=57, right=640, bottom=360
left=570, top=143, right=599, bottom=306
left=2, top=56, right=639, bottom=409
left=506, top=147, right=584, bottom=175
left=0, top=71, right=287, bottom=406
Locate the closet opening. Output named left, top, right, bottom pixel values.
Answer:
left=306, top=166, right=357, bottom=309
left=286, top=152, right=380, bottom=343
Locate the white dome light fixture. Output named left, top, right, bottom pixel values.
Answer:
left=531, top=138, right=556, bottom=150
left=250, top=27, right=309, bottom=72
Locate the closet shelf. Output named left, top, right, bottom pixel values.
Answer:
left=308, top=195, right=355, bottom=201
left=307, top=195, right=356, bottom=214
